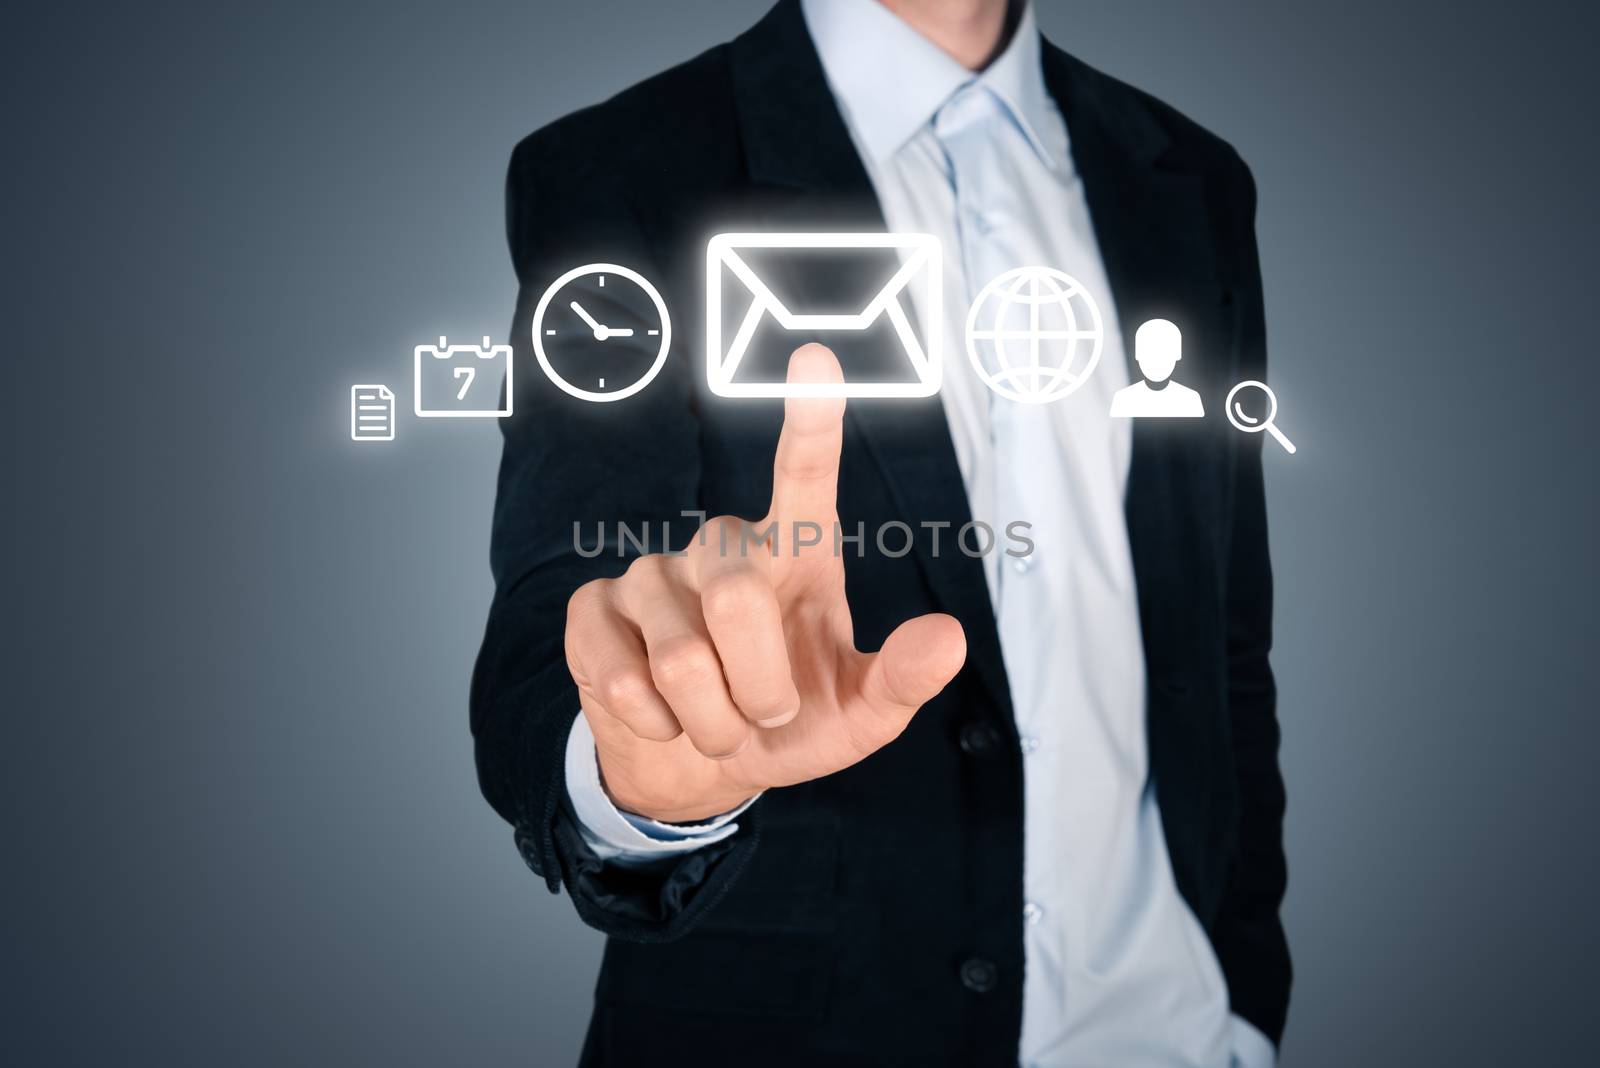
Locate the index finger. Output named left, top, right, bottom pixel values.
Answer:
left=768, top=343, right=846, bottom=526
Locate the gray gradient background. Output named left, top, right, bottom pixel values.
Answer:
left=7, top=1, right=1597, bottom=1064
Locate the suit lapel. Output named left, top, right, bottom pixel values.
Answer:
left=1043, top=45, right=1226, bottom=680
left=728, top=1, right=1015, bottom=720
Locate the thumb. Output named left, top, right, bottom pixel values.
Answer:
left=858, top=613, right=967, bottom=719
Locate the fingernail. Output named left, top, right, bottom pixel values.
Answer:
left=755, top=707, right=798, bottom=729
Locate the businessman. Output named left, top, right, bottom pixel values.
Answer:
left=472, top=1, right=1289, bottom=1064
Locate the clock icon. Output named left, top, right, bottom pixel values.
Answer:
left=531, top=263, right=672, bottom=403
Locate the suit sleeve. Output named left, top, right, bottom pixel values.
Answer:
left=564, top=714, right=756, bottom=862
left=469, top=127, right=759, bottom=940
left=1209, top=151, right=1293, bottom=1045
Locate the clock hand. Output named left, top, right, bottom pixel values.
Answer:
left=603, top=328, right=634, bottom=337
left=569, top=301, right=606, bottom=339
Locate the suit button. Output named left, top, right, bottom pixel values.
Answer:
left=513, top=826, right=559, bottom=891
left=514, top=828, right=541, bottom=872
left=959, top=957, right=998, bottom=993
left=959, top=722, right=1000, bottom=757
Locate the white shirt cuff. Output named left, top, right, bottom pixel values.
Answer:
left=1230, top=1013, right=1277, bottom=1068
left=563, top=711, right=759, bottom=864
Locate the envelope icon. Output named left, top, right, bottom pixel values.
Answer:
left=706, top=232, right=942, bottom=398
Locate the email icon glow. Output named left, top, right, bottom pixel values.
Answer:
left=706, top=232, right=942, bottom=398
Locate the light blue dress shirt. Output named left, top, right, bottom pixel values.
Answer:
left=565, top=3, right=1276, bottom=1065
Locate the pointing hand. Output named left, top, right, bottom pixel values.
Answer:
left=564, top=344, right=968, bottom=821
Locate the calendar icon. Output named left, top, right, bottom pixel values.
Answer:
left=413, top=336, right=513, bottom=418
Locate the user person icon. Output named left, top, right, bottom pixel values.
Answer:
left=1109, top=318, right=1205, bottom=418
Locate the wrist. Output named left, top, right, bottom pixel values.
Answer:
left=598, top=760, right=761, bottom=824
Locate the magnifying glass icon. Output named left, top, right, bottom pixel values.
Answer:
left=1225, top=380, right=1297, bottom=454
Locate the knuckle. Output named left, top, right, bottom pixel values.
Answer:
left=596, top=669, right=656, bottom=719
left=700, top=571, right=768, bottom=627
left=703, top=514, right=744, bottom=539
left=778, top=448, right=837, bottom=481
left=566, top=579, right=609, bottom=625
left=650, top=636, right=721, bottom=691
left=623, top=553, right=665, bottom=584
left=689, top=515, right=745, bottom=559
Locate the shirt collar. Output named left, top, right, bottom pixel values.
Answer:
left=801, top=0, right=1057, bottom=167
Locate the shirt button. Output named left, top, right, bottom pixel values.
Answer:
left=1019, top=735, right=1041, bottom=754
left=1023, top=902, right=1043, bottom=926
left=959, top=957, right=998, bottom=994
left=1011, top=555, right=1033, bottom=575
left=958, top=722, right=1001, bottom=757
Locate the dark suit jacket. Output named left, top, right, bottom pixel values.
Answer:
left=471, top=3, right=1289, bottom=1063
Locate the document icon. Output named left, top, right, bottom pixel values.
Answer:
left=706, top=233, right=942, bottom=398
left=414, top=336, right=513, bottom=417
left=350, top=384, right=395, bottom=442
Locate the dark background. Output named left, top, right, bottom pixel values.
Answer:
left=7, top=1, right=1597, bottom=1064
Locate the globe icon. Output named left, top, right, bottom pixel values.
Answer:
left=964, top=266, right=1105, bottom=403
